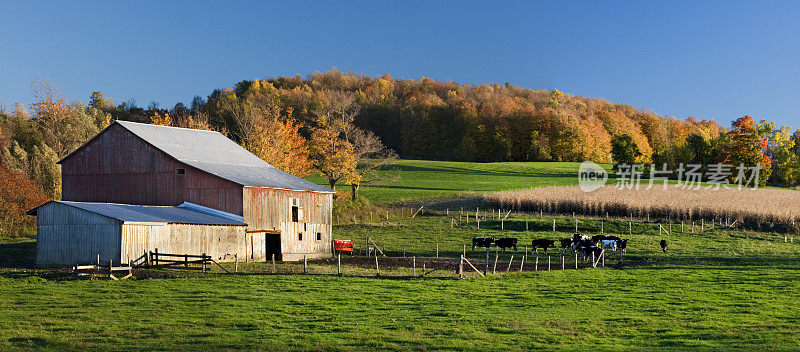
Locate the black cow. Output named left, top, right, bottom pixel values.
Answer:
left=495, top=237, right=518, bottom=253
left=531, top=239, right=556, bottom=254
left=472, top=237, right=494, bottom=251
left=560, top=238, right=574, bottom=251
left=660, top=239, right=668, bottom=253
left=576, top=245, right=602, bottom=262
left=592, top=235, right=621, bottom=243
left=617, top=238, right=628, bottom=253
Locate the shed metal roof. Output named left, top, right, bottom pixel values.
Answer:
left=61, top=120, right=333, bottom=193
left=28, top=201, right=247, bottom=226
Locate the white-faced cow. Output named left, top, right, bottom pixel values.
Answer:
left=472, top=237, right=494, bottom=251
left=531, top=239, right=556, bottom=254
left=495, top=237, right=518, bottom=253
left=572, top=234, right=593, bottom=251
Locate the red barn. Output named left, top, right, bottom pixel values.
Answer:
left=56, top=120, right=334, bottom=261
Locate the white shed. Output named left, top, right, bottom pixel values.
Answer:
left=28, top=201, right=247, bottom=266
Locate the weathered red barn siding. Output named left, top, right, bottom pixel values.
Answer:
left=61, top=124, right=243, bottom=215
left=243, top=187, right=333, bottom=260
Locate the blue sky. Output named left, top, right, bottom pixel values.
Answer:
left=1, top=1, right=798, bottom=128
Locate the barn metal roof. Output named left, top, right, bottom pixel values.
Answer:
left=28, top=201, right=247, bottom=226
left=100, top=121, right=332, bottom=192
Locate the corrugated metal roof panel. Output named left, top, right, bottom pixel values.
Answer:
left=47, top=201, right=246, bottom=225
left=115, top=121, right=333, bottom=193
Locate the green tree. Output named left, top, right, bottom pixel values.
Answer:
left=610, top=134, right=642, bottom=167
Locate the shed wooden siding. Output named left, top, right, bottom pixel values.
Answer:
left=34, top=202, right=122, bottom=265
left=243, top=187, right=333, bottom=260
left=61, top=124, right=243, bottom=215
left=120, top=224, right=247, bottom=263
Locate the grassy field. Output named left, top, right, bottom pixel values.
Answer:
left=307, top=160, right=598, bottom=203
left=2, top=160, right=800, bottom=351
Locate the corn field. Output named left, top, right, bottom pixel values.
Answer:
left=485, top=186, right=800, bottom=225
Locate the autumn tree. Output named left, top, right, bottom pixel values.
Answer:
left=308, top=115, right=357, bottom=191
left=0, top=164, right=50, bottom=238
left=245, top=107, right=313, bottom=177
left=724, top=116, right=771, bottom=187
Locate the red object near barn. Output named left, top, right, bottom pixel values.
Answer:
left=333, top=240, right=354, bottom=255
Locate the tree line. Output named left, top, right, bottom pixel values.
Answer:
left=2, top=70, right=799, bottom=236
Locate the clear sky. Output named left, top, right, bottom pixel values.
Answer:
left=1, top=1, right=798, bottom=128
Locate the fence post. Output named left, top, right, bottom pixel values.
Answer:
left=575, top=252, right=578, bottom=269
left=561, top=254, right=564, bottom=270
left=413, top=256, right=416, bottom=276
left=185, top=254, right=188, bottom=268
left=436, top=243, right=439, bottom=257
left=492, top=251, right=498, bottom=274
left=303, top=255, right=308, bottom=274
left=534, top=256, right=538, bottom=272
left=272, top=254, right=276, bottom=273
left=520, top=254, right=525, bottom=272
left=553, top=219, right=556, bottom=232
left=548, top=255, right=551, bottom=271
left=591, top=252, right=595, bottom=268
left=629, top=222, right=631, bottom=235
left=484, top=250, right=489, bottom=276
left=202, top=253, right=207, bottom=272
left=375, top=256, right=380, bottom=276
left=575, top=219, right=578, bottom=232
left=234, top=254, right=238, bottom=273
left=458, top=255, right=464, bottom=279
left=507, top=255, right=514, bottom=272
left=403, top=241, right=406, bottom=258
left=526, top=221, right=528, bottom=232
left=337, top=253, right=341, bottom=276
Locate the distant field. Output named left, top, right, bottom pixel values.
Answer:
left=486, top=185, right=800, bottom=224
left=307, top=160, right=601, bottom=203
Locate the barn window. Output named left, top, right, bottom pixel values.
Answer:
left=176, top=168, right=185, bottom=175
left=316, top=232, right=322, bottom=241
left=291, top=198, right=300, bottom=222
left=298, top=232, right=303, bottom=241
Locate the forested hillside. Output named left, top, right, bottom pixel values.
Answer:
left=2, top=70, right=800, bottom=237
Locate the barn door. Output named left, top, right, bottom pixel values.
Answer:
left=265, top=233, right=282, bottom=262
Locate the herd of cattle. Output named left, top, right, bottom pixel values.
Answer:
left=472, top=234, right=669, bottom=261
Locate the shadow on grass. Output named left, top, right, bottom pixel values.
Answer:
left=0, top=240, right=35, bottom=268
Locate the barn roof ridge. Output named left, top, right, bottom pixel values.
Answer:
left=27, top=200, right=247, bottom=226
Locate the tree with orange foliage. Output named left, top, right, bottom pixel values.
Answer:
left=309, top=115, right=357, bottom=192
left=0, top=164, right=50, bottom=238
left=724, top=115, right=771, bottom=187
left=150, top=111, right=173, bottom=126
left=245, top=107, right=313, bottom=177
